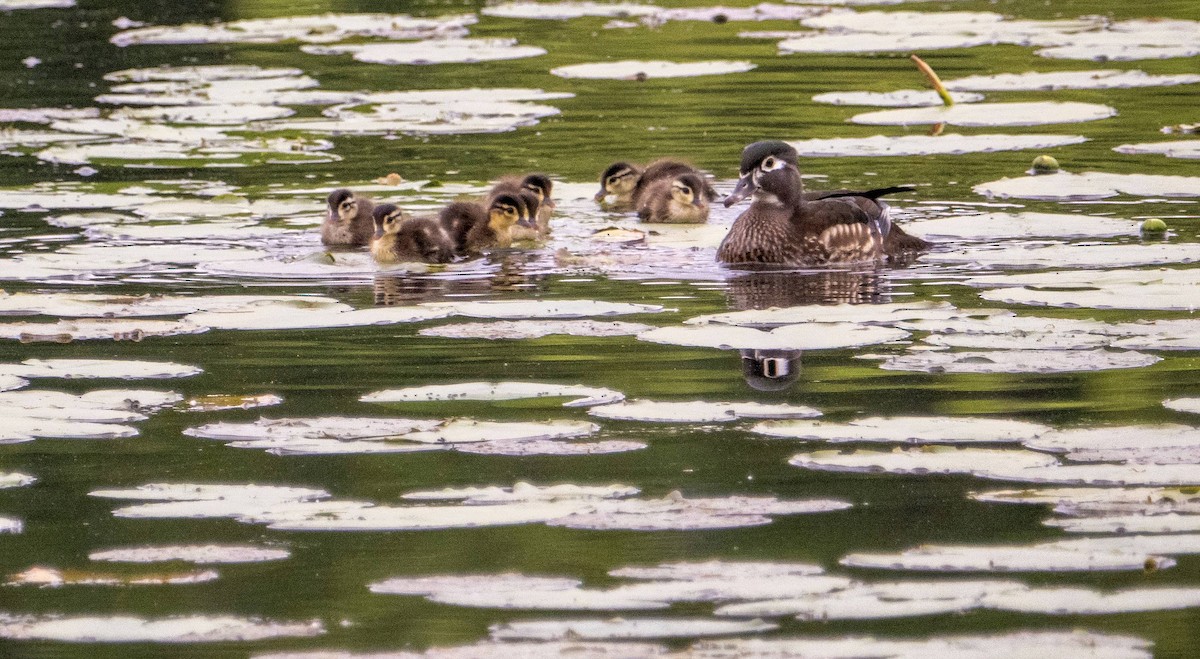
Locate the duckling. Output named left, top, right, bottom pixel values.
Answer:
left=438, top=201, right=487, bottom=257
left=637, top=172, right=710, bottom=223
left=594, top=161, right=642, bottom=209
left=717, top=140, right=930, bottom=266
left=631, top=159, right=716, bottom=208
left=489, top=174, right=551, bottom=241
left=322, top=188, right=375, bottom=247
left=370, top=204, right=456, bottom=265
left=455, top=192, right=536, bottom=255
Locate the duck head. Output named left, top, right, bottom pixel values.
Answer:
left=327, top=188, right=359, bottom=224
left=372, top=203, right=406, bottom=240
left=723, top=141, right=802, bottom=208
left=521, top=173, right=554, bottom=203
left=488, top=193, right=532, bottom=233
left=670, top=172, right=709, bottom=210
left=595, top=162, right=640, bottom=202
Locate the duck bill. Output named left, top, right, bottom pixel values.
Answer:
left=516, top=216, right=537, bottom=229
left=723, top=174, right=756, bottom=208
left=327, top=209, right=339, bottom=224
left=593, top=188, right=608, bottom=203
left=373, top=227, right=384, bottom=240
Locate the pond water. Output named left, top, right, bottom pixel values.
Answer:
left=1, top=0, right=1200, bottom=656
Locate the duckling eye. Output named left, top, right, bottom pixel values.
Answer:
left=341, top=201, right=354, bottom=211
left=678, top=185, right=692, bottom=196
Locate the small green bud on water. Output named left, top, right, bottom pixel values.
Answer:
left=1030, top=154, right=1059, bottom=174
left=1141, top=218, right=1168, bottom=234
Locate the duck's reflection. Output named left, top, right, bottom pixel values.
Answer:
left=725, top=268, right=892, bottom=392
left=372, top=252, right=547, bottom=306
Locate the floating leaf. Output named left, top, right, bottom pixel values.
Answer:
left=419, top=320, right=654, bottom=340
left=638, top=323, right=909, bottom=351
left=840, top=544, right=1171, bottom=573
left=0, top=359, right=200, bottom=380
left=877, top=349, right=1160, bottom=374
left=550, top=60, right=756, bottom=79
left=1115, top=140, right=1200, bottom=160
left=0, top=472, right=36, bottom=489
left=928, top=243, right=1200, bottom=269
left=789, top=133, right=1087, bottom=157
left=850, top=102, right=1116, bottom=127
left=451, top=439, right=647, bottom=456
left=982, top=587, right=1200, bottom=615
left=609, top=560, right=825, bottom=581
left=548, top=492, right=850, bottom=531
left=588, top=399, right=821, bottom=423
left=482, top=2, right=662, bottom=19
left=789, top=446, right=1058, bottom=476
left=401, top=482, right=639, bottom=504
left=489, top=617, right=777, bottom=641
left=754, top=417, right=1049, bottom=444
left=361, top=382, right=624, bottom=407
left=303, top=39, right=546, bottom=66
left=812, top=90, right=984, bottom=107
left=426, top=299, right=665, bottom=319
left=111, top=13, right=476, bottom=47
left=946, top=69, right=1200, bottom=91
left=0, top=614, right=323, bottom=642
left=974, top=171, right=1200, bottom=199
left=686, top=301, right=960, bottom=328
left=183, top=302, right=450, bottom=331
left=89, top=544, right=290, bottom=564
left=7, top=566, right=219, bottom=587
left=902, top=212, right=1141, bottom=240
left=183, top=394, right=282, bottom=412
left=0, top=517, right=22, bottom=534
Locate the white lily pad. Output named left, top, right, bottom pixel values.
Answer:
left=754, top=416, right=1049, bottom=444
left=0, top=319, right=207, bottom=342
left=0, top=614, right=323, bottom=642
left=88, top=544, right=290, bottom=564
left=851, top=102, right=1116, bottom=127
left=789, top=133, right=1088, bottom=157
left=183, top=302, right=450, bottom=331
left=0, top=0, right=75, bottom=8
left=840, top=544, right=1171, bottom=573
left=184, top=416, right=441, bottom=442
left=482, top=2, right=660, bottom=19
left=452, top=439, right=647, bottom=456
left=812, top=90, right=984, bottom=107
left=429, top=588, right=668, bottom=611
left=0, top=517, right=22, bottom=534
left=930, top=243, right=1200, bottom=269
left=639, top=323, right=909, bottom=351
left=976, top=463, right=1200, bottom=487
left=362, top=382, right=624, bottom=408
left=550, top=60, right=755, bottom=80
left=0, top=359, right=200, bottom=380
left=489, top=617, right=777, bottom=641
left=689, top=631, right=1150, bottom=659
left=266, top=501, right=587, bottom=532
left=974, top=171, right=1200, bottom=199
left=0, top=375, right=27, bottom=391
left=303, top=39, right=546, bottom=66
left=7, top=566, right=220, bottom=587
left=686, top=301, right=960, bottom=327
left=549, top=492, right=850, bottom=531
left=427, top=299, right=665, bottom=319
left=1033, top=20, right=1200, bottom=62
left=587, top=399, right=820, bottom=423
left=971, top=486, right=1200, bottom=517
left=104, top=65, right=305, bottom=83
left=370, top=573, right=581, bottom=596
left=610, top=575, right=855, bottom=606
left=1048, top=534, right=1200, bottom=557
left=778, top=32, right=996, bottom=54
left=0, top=472, right=36, bottom=488
left=184, top=394, right=283, bottom=412
left=1023, top=424, right=1200, bottom=456
left=983, top=587, right=1200, bottom=615
left=419, top=319, right=653, bottom=340
left=1045, top=514, right=1200, bottom=535
left=977, top=277, right=1200, bottom=312
left=90, top=482, right=330, bottom=503
left=402, top=482, right=639, bottom=504
left=877, top=349, right=1160, bottom=374
left=1115, top=140, right=1200, bottom=160
left=902, top=212, right=1141, bottom=240
left=111, top=13, right=476, bottom=47
left=790, top=446, right=1058, bottom=476
left=946, top=69, right=1200, bottom=91
left=1166, top=398, right=1200, bottom=415
left=609, top=560, right=825, bottom=581
left=716, top=589, right=980, bottom=620
left=112, top=104, right=295, bottom=125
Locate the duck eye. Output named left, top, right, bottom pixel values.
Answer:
left=762, top=157, right=776, bottom=170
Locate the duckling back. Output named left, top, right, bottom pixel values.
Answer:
left=637, top=172, right=710, bottom=224
left=438, top=201, right=487, bottom=256
left=631, top=160, right=716, bottom=207
left=371, top=203, right=455, bottom=265
left=322, top=188, right=375, bottom=247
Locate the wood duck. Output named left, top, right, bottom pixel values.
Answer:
left=322, top=188, right=375, bottom=247
left=370, top=204, right=456, bottom=265
left=594, top=161, right=642, bottom=209
left=491, top=174, right=554, bottom=241
left=446, top=192, right=535, bottom=255
left=717, top=141, right=930, bottom=266
left=637, top=171, right=710, bottom=223
left=631, top=159, right=716, bottom=207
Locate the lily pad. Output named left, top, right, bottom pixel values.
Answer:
left=7, top=566, right=219, bottom=587
left=974, top=171, right=1200, bottom=199
left=901, top=212, right=1141, bottom=240
left=689, top=631, right=1150, bottom=659
left=754, top=417, right=1049, bottom=444
left=1115, top=140, right=1200, bottom=160
left=183, top=302, right=450, bottom=331
left=0, top=319, right=208, bottom=343
left=184, top=394, right=283, bottom=412
left=983, top=587, right=1200, bottom=615
left=402, top=482, right=639, bottom=504
left=0, top=0, right=75, bottom=8
left=789, top=134, right=1087, bottom=157
left=840, top=544, right=1172, bottom=573
left=88, top=544, right=291, bottom=564
left=361, top=382, right=625, bottom=407
left=1166, top=398, right=1200, bottom=415
left=638, top=323, right=909, bottom=351
left=946, top=69, right=1200, bottom=91
left=303, top=39, right=546, bottom=66
left=609, top=560, right=825, bottom=581
left=419, top=319, right=654, bottom=340
left=266, top=502, right=588, bottom=532
left=0, top=472, right=36, bottom=489
left=1045, top=514, right=1200, bottom=535
left=0, top=614, right=323, bottom=642
left=482, top=2, right=660, bottom=19
left=489, top=617, right=777, bottom=641
left=587, top=399, right=821, bottom=422
left=451, top=439, right=647, bottom=456
left=427, top=299, right=665, bottom=319
left=851, top=102, right=1116, bottom=127
left=877, top=349, right=1160, bottom=374
left=812, top=90, right=984, bottom=107
left=0, top=359, right=200, bottom=380
left=778, top=33, right=996, bottom=54
left=687, top=301, right=960, bottom=327
left=0, top=375, right=27, bottom=391
left=789, top=446, right=1058, bottom=476
left=929, top=243, right=1200, bottom=269
left=550, top=60, right=756, bottom=80
left=111, top=13, right=476, bottom=47
left=548, top=492, right=850, bottom=531
left=0, top=517, right=22, bottom=534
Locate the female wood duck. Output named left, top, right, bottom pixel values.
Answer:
left=370, top=204, right=456, bottom=265
left=637, top=171, right=710, bottom=223
left=443, top=192, right=535, bottom=255
left=717, top=141, right=930, bottom=266
left=322, top=189, right=375, bottom=247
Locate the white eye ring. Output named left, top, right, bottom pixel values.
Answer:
left=762, top=156, right=781, bottom=171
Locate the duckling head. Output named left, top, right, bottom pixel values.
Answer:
left=372, top=203, right=406, bottom=240
left=521, top=174, right=554, bottom=203
left=327, top=188, right=359, bottom=224
left=595, top=162, right=640, bottom=202
left=671, top=172, right=709, bottom=209
left=488, top=193, right=531, bottom=234
left=723, top=141, right=802, bottom=208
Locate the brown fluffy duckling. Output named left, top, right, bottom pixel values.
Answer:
left=370, top=204, right=456, bottom=265
left=445, top=192, right=535, bottom=255
left=717, top=141, right=930, bottom=266
left=491, top=174, right=554, bottom=241
left=594, top=161, right=642, bottom=209
left=631, top=159, right=716, bottom=207
left=322, top=188, right=375, bottom=247
left=637, top=171, right=711, bottom=224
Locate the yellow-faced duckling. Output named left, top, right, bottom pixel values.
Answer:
left=448, top=192, right=535, bottom=255
left=637, top=171, right=711, bottom=224
left=594, top=161, right=642, bottom=209
left=490, top=174, right=553, bottom=241
left=630, top=159, right=716, bottom=208
left=717, top=140, right=930, bottom=266
left=370, top=204, right=456, bottom=265
left=322, top=188, right=375, bottom=247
